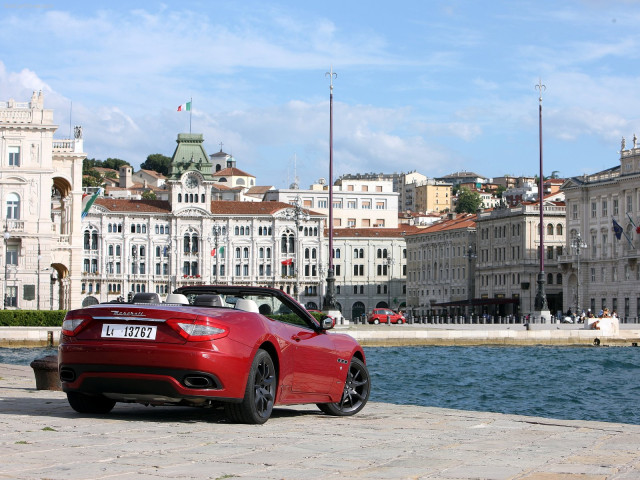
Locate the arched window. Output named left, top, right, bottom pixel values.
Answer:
left=312, top=248, right=317, bottom=259
left=6, top=192, right=20, bottom=219
left=178, top=193, right=182, bottom=202
left=243, top=247, right=249, bottom=258
left=116, top=245, right=121, bottom=256
left=109, top=245, right=114, bottom=256
left=556, top=273, right=562, bottom=284
left=142, top=225, right=146, bottom=233
left=235, top=226, right=240, bottom=235
left=235, top=247, right=241, bottom=259
left=547, top=224, right=554, bottom=235
left=556, top=224, right=563, bottom=235
left=305, top=248, right=310, bottom=259
left=108, top=224, right=113, bottom=233
left=547, top=273, right=553, bottom=284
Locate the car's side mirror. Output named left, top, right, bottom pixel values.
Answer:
left=321, top=316, right=334, bottom=330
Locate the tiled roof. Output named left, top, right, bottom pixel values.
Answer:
left=139, top=169, right=166, bottom=179
left=406, top=213, right=477, bottom=236
left=213, top=167, right=254, bottom=178
left=94, top=198, right=171, bottom=213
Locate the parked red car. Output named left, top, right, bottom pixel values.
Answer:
left=58, top=286, right=370, bottom=424
left=367, top=308, right=405, bottom=324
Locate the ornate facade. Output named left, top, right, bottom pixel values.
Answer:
left=1, top=93, right=85, bottom=310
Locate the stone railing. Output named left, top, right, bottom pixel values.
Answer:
left=52, top=140, right=75, bottom=151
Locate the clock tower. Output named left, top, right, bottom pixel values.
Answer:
left=167, top=133, right=215, bottom=213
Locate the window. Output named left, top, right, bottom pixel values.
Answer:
left=627, top=194, right=633, bottom=213
left=6, top=193, right=20, bottom=219
left=613, top=198, right=619, bottom=216
left=591, top=202, right=597, bottom=218
left=8, top=146, right=20, bottom=166
left=6, top=244, right=18, bottom=266
left=572, top=204, right=578, bottom=220
left=602, top=200, right=608, bottom=217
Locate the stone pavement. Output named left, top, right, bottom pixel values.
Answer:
left=1, top=363, right=639, bottom=480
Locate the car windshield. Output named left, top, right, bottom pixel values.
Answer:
left=175, top=286, right=316, bottom=329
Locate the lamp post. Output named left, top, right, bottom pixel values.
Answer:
left=284, top=196, right=310, bottom=301
left=37, top=242, right=42, bottom=310
left=3, top=226, right=9, bottom=309
left=571, top=234, right=587, bottom=316
left=323, top=66, right=338, bottom=313
left=386, top=255, right=395, bottom=310
left=50, top=270, right=58, bottom=310
left=534, top=78, right=550, bottom=321
left=466, top=245, right=477, bottom=320
left=210, top=224, right=225, bottom=284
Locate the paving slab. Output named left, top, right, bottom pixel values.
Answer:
left=1, top=363, right=639, bottom=479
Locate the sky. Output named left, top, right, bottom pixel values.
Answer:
left=2, top=0, right=640, bottom=189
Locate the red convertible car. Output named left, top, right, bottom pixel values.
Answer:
left=58, top=286, right=370, bottom=424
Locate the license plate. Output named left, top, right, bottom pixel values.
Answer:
left=101, top=324, right=157, bottom=340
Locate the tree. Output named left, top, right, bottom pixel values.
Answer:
left=102, top=158, right=129, bottom=170
left=141, top=190, right=157, bottom=200
left=455, top=187, right=483, bottom=214
left=141, top=153, right=171, bottom=176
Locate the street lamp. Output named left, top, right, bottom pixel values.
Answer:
left=466, top=245, right=477, bottom=320
left=386, top=255, right=395, bottom=310
left=571, top=234, right=587, bottom=316
left=3, top=226, right=9, bottom=309
left=209, top=224, right=225, bottom=284
left=534, top=78, right=550, bottom=321
left=284, top=196, right=310, bottom=301
left=50, top=270, right=58, bottom=310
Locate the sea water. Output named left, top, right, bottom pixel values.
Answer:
left=365, top=345, right=640, bottom=425
left=3, top=345, right=639, bottom=425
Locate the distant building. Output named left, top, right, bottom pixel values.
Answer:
left=560, top=136, right=640, bottom=319
left=1, top=92, right=86, bottom=310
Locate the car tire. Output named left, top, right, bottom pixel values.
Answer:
left=66, top=391, right=115, bottom=414
left=396, top=319, right=403, bottom=324
left=317, top=357, right=370, bottom=417
left=225, top=349, right=276, bottom=424
left=373, top=319, right=379, bottom=325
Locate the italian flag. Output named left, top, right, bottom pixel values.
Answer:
left=177, top=101, right=192, bottom=112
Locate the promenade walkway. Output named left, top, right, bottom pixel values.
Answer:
left=1, top=363, right=639, bottom=479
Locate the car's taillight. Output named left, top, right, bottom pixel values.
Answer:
left=167, top=317, right=228, bottom=341
left=61, top=314, right=90, bottom=336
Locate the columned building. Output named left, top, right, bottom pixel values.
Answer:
left=330, top=226, right=419, bottom=320
left=82, top=134, right=327, bottom=309
left=405, top=213, right=476, bottom=318
left=561, top=137, right=640, bottom=319
left=475, top=200, right=566, bottom=317
left=1, top=92, right=85, bottom=310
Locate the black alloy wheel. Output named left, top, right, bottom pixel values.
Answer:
left=317, top=357, right=370, bottom=416
left=225, top=349, right=276, bottom=424
left=67, top=391, right=116, bottom=414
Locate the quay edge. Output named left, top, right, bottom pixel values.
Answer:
left=2, top=325, right=640, bottom=347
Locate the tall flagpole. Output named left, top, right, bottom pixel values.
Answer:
left=189, top=97, right=192, bottom=134
left=534, top=78, right=550, bottom=321
left=323, top=66, right=338, bottom=313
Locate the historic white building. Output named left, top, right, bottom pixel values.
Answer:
left=330, top=226, right=420, bottom=319
left=405, top=213, right=477, bottom=318
left=561, top=137, right=640, bottom=319
left=1, top=92, right=86, bottom=310
left=82, top=133, right=328, bottom=309
left=263, top=176, right=399, bottom=229
left=475, top=199, right=566, bottom=317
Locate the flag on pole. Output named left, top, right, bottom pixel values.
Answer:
left=211, top=246, right=224, bottom=257
left=177, top=101, right=192, bottom=112
left=281, top=258, right=293, bottom=266
left=626, top=212, right=640, bottom=235
left=612, top=219, right=623, bottom=240
left=81, top=188, right=102, bottom=218
left=613, top=218, right=634, bottom=248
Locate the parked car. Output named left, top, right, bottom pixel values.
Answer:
left=367, top=308, right=405, bottom=324
left=58, top=285, right=370, bottom=424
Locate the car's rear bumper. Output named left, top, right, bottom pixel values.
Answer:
left=59, top=338, right=252, bottom=402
